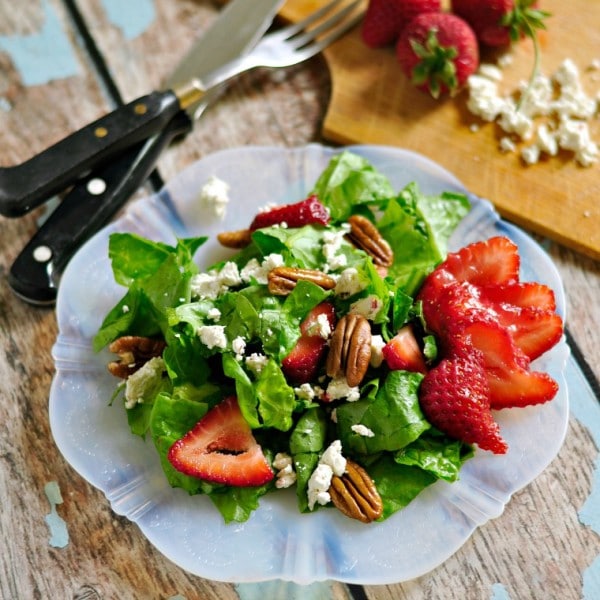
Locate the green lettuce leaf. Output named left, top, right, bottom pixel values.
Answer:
left=336, top=370, right=430, bottom=454
left=312, top=150, right=395, bottom=221
left=394, top=433, right=474, bottom=482
left=94, top=233, right=206, bottom=351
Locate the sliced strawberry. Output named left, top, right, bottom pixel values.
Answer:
left=455, top=321, right=559, bottom=409
left=282, top=336, right=327, bottom=384
left=419, top=354, right=508, bottom=454
left=382, top=324, right=427, bottom=373
left=282, top=302, right=336, bottom=384
left=441, top=236, right=521, bottom=287
left=249, top=195, right=330, bottom=230
left=300, top=301, right=336, bottom=337
left=167, top=396, right=274, bottom=487
left=494, top=306, right=563, bottom=361
left=419, top=277, right=563, bottom=361
left=479, top=281, right=556, bottom=312
left=419, top=280, right=494, bottom=339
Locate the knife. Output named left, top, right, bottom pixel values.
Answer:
left=7, top=0, right=284, bottom=305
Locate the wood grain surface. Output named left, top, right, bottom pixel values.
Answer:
left=0, top=1, right=599, bottom=599
left=281, top=0, right=600, bottom=260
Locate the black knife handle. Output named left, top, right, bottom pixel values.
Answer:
left=8, top=110, right=192, bottom=306
left=0, top=89, right=182, bottom=218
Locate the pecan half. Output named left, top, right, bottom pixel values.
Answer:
left=267, top=266, right=336, bottom=296
left=107, top=336, right=166, bottom=379
left=329, top=459, right=383, bottom=523
left=325, top=314, right=371, bottom=387
left=217, top=228, right=252, bottom=248
left=347, top=214, right=393, bottom=268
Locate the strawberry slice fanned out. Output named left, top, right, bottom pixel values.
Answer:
left=479, top=281, right=556, bottom=312
left=452, top=321, right=559, bottom=409
left=415, top=235, right=563, bottom=451
left=494, top=305, right=563, bottom=361
left=249, top=195, right=330, bottom=230
left=167, top=396, right=274, bottom=487
left=439, top=236, right=521, bottom=287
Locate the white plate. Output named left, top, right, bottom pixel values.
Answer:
left=50, top=144, right=569, bottom=585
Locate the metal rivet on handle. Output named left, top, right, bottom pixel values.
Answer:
left=134, top=103, right=147, bottom=115
left=33, top=245, right=52, bottom=263
left=87, top=178, right=107, bottom=195
left=94, top=126, right=108, bottom=138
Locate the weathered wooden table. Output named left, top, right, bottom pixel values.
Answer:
left=0, top=2, right=598, bottom=599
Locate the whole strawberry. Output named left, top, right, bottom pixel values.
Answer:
left=396, top=12, right=479, bottom=98
left=362, top=0, right=442, bottom=48
left=419, top=354, right=508, bottom=454
left=451, top=0, right=549, bottom=47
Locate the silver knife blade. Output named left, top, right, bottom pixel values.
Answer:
left=165, top=0, right=285, bottom=119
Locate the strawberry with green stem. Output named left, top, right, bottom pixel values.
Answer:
left=451, top=0, right=550, bottom=108
left=396, top=12, right=480, bottom=98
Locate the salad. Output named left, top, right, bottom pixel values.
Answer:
left=94, top=151, right=562, bottom=524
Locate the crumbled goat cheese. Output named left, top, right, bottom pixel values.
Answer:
left=240, top=253, right=284, bottom=284
left=557, top=118, right=599, bottom=166
left=197, top=325, right=227, bottom=350
left=521, top=144, right=541, bottom=165
left=294, top=383, right=319, bottom=401
left=218, top=261, right=242, bottom=287
left=190, top=261, right=242, bottom=300
left=536, top=123, right=559, bottom=156
left=273, top=452, right=297, bottom=489
left=322, top=226, right=350, bottom=273
left=305, top=313, right=332, bottom=339
left=231, top=336, right=246, bottom=360
left=190, top=272, right=222, bottom=300
left=207, top=307, right=221, bottom=321
left=466, top=74, right=507, bottom=122
left=124, top=357, right=165, bottom=409
left=370, top=334, right=385, bottom=368
left=498, top=105, right=535, bottom=141
left=478, top=63, right=503, bottom=81
left=500, top=136, right=517, bottom=153
left=320, top=440, right=347, bottom=477
left=307, top=464, right=333, bottom=510
left=467, top=58, right=599, bottom=166
left=349, top=295, right=383, bottom=321
left=245, top=352, right=268, bottom=374
left=307, top=440, right=347, bottom=510
left=326, top=377, right=360, bottom=402
left=199, top=175, right=230, bottom=219
left=334, top=267, right=364, bottom=298
left=351, top=424, right=375, bottom=438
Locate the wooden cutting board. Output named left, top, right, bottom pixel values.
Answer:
left=280, top=0, right=600, bottom=260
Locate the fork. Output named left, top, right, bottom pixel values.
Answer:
left=178, top=0, right=365, bottom=112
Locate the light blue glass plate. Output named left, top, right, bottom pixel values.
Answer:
left=50, top=144, right=569, bottom=585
